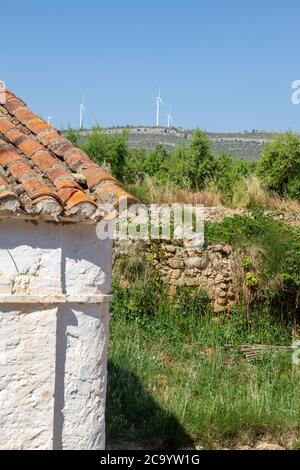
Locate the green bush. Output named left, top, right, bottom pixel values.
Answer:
left=64, top=128, right=79, bottom=146
left=141, top=131, right=220, bottom=190
left=257, top=131, right=300, bottom=199
left=143, top=145, right=170, bottom=178
left=122, top=148, right=147, bottom=183
left=162, top=146, right=191, bottom=187
left=213, top=155, right=255, bottom=204
left=81, top=126, right=129, bottom=180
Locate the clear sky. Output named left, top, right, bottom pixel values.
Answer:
left=2, top=0, right=300, bottom=131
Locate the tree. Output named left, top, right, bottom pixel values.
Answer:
left=143, top=145, right=169, bottom=177
left=257, top=132, right=300, bottom=199
left=81, top=127, right=128, bottom=180
left=186, top=130, right=218, bottom=189
left=122, top=148, right=147, bottom=183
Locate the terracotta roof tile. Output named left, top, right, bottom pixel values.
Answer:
left=4, top=98, right=25, bottom=114
left=66, top=190, right=96, bottom=209
left=0, top=90, right=14, bottom=103
left=58, top=187, right=78, bottom=204
left=0, top=87, right=134, bottom=220
left=21, top=178, right=58, bottom=200
left=47, top=136, right=73, bottom=157
left=64, top=149, right=92, bottom=171
left=82, top=166, right=119, bottom=190
left=0, top=90, right=25, bottom=109
left=26, top=118, right=51, bottom=135
left=31, top=151, right=60, bottom=171
left=0, top=146, right=22, bottom=167
left=0, top=189, right=20, bottom=211
left=9, top=161, right=35, bottom=182
left=3, top=128, right=25, bottom=143
left=0, top=117, right=16, bottom=134
left=95, top=183, right=137, bottom=207
left=0, top=176, right=16, bottom=201
left=14, top=108, right=36, bottom=124
left=16, top=137, right=45, bottom=158
left=3, top=90, right=25, bottom=105
left=55, top=178, right=80, bottom=190
left=37, top=128, right=61, bottom=146
left=46, top=166, right=74, bottom=185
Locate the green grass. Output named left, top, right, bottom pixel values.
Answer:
left=107, top=296, right=300, bottom=449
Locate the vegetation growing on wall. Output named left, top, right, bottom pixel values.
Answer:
left=205, top=213, right=300, bottom=323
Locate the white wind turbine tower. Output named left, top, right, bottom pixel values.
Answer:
left=155, top=87, right=163, bottom=126
left=167, top=106, right=173, bottom=128
left=79, top=97, right=85, bottom=130
left=47, top=114, right=52, bottom=125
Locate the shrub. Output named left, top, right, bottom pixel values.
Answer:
left=245, top=272, right=259, bottom=288
left=161, top=146, right=191, bottom=187
left=123, top=148, right=147, bottom=183
left=231, top=175, right=268, bottom=209
left=257, top=132, right=300, bottom=200
left=64, top=128, right=79, bottom=146
left=81, top=127, right=129, bottom=180
left=143, top=145, right=170, bottom=178
left=137, top=131, right=219, bottom=190
left=185, top=130, right=219, bottom=190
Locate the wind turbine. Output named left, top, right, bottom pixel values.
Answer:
left=79, top=97, right=85, bottom=130
left=167, top=106, right=174, bottom=128
left=47, top=114, right=52, bottom=125
left=155, top=87, right=163, bottom=126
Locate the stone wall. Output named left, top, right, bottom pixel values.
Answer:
left=114, top=240, right=237, bottom=312
left=113, top=207, right=300, bottom=312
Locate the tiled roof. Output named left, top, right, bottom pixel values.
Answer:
left=0, top=87, right=135, bottom=221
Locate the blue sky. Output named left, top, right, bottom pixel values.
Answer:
left=2, top=0, right=300, bottom=131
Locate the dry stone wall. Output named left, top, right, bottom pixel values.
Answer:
left=113, top=206, right=300, bottom=312
left=114, top=240, right=238, bottom=312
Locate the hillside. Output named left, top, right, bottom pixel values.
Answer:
left=76, top=127, right=278, bottom=160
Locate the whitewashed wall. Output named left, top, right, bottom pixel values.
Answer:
left=0, top=218, right=112, bottom=450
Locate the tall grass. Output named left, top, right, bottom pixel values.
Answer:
left=125, top=175, right=300, bottom=215
left=232, top=175, right=268, bottom=209
left=125, top=176, right=221, bottom=206
left=231, top=175, right=300, bottom=212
